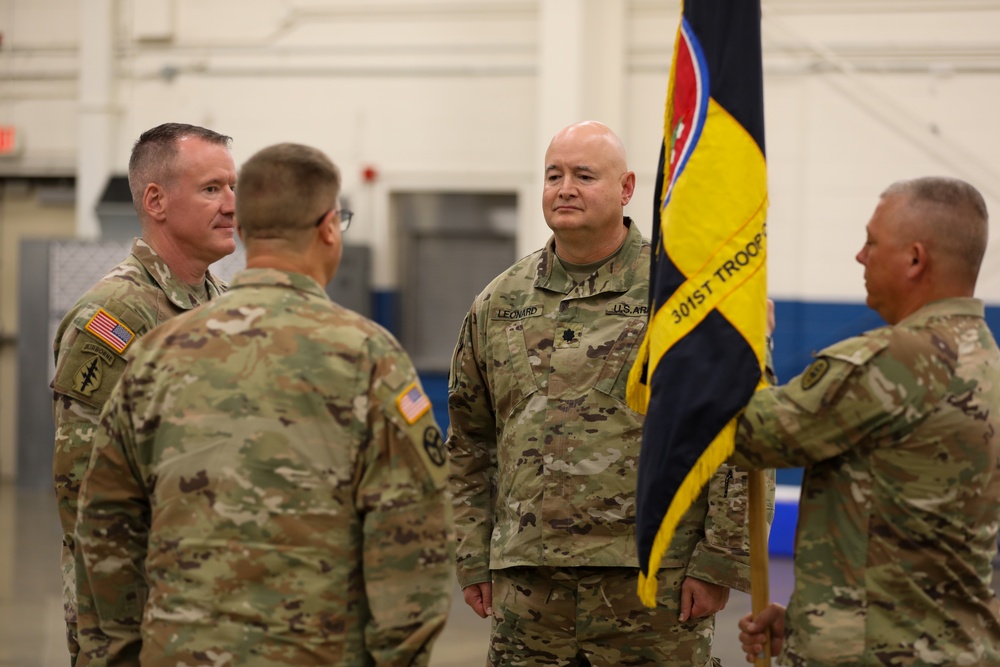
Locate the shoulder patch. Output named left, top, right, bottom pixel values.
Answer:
left=85, top=308, right=136, bottom=354
left=801, top=358, right=830, bottom=390
left=81, top=342, right=115, bottom=365
left=73, top=356, right=105, bottom=396
left=422, top=426, right=447, bottom=468
left=396, top=382, right=431, bottom=424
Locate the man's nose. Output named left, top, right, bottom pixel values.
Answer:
left=222, top=187, right=236, bottom=213
left=558, top=180, right=577, bottom=197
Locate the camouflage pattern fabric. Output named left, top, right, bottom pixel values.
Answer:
left=76, top=268, right=454, bottom=667
left=490, top=566, right=722, bottom=667
left=447, top=220, right=759, bottom=658
left=732, top=297, right=1000, bottom=666
left=50, top=237, right=226, bottom=663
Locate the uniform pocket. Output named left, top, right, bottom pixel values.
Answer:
left=592, top=318, right=646, bottom=402
left=491, top=321, right=541, bottom=421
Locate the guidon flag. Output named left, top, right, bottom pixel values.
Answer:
left=626, top=0, right=770, bottom=606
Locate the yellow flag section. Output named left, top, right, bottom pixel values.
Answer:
left=626, top=0, right=769, bottom=607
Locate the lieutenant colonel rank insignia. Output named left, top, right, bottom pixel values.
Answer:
left=396, top=382, right=431, bottom=424
left=85, top=308, right=135, bottom=354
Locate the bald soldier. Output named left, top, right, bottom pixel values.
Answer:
left=735, top=177, right=1000, bottom=665
left=76, top=143, right=455, bottom=666
left=447, top=120, right=758, bottom=666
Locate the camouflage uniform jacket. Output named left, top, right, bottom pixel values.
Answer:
left=51, top=238, right=226, bottom=624
left=732, top=298, right=1000, bottom=666
left=76, top=268, right=455, bottom=667
left=447, top=220, right=754, bottom=591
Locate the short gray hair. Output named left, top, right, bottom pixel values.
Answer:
left=128, top=123, right=232, bottom=215
left=882, top=176, right=989, bottom=283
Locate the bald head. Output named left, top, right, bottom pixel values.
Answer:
left=541, top=121, right=636, bottom=263
left=545, top=121, right=629, bottom=174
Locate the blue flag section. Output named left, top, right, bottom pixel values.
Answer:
left=626, top=0, right=769, bottom=607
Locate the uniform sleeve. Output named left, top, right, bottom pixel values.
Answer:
left=51, top=305, right=134, bottom=653
left=357, top=346, right=454, bottom=667
left=684, top=342, right=779, bottom=593
left=52, top=386, right=100, bottom=635
left=683, top=464, right=775, bottom=593
left=76, top=376, right=149, bottom=666
left=52, top=307, right=132, bottom=556
left=444, top=310, right=498, bottom=588
left=732, top=335, right=895, bottom=470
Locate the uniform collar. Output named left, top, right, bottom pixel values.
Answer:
left=226, top=267, right=330, bottom=301
left=896, top=297, right=985, bottom=327
left=130, top=238, right=227, bottom=309
left=535, top=218, right=645, bottom=296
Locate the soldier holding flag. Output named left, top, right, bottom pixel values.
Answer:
left=735, top=177, right=1000, bottom=666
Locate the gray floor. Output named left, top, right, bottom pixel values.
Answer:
left=0, top=484, right=795, bottom=667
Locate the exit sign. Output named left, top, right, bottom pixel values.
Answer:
left=0, top=125, right=22, bottom=156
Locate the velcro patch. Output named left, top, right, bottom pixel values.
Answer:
left=85, top=309, right=135, bottom=354
left=73, top=356, right=104, bottom=397
left=492, top=305, right=543, bottom=321
left=555, top=324, right=583, bottom=348
left=606, top=301, right=649, bottom=317
left=396, top=382, right=431, bottom=425
left=81, top=342, right=115, bottom=365
left=801, top=358, right=830, bottom=390
left=422, top=426, right=447, bottom=468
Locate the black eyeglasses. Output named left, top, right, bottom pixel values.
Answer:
left=314, top=208, right=354, bottom=232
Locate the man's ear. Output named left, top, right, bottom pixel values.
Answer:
left=907, top=241, right=928, bottom=279
left=620, top=171, right=637, bottom=206
left=316, top=211, right=337, bottom=245
left=143, top=183, right=167, bottom=222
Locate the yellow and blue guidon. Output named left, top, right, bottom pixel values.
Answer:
left=627, top=0, right=770, bottom=607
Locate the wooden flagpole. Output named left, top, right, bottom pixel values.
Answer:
left=749, top=469, right=771, bottom=666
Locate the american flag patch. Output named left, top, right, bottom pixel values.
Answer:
left=396, top=382, right=431, bottom=424
left=85, top=309, right=135, bottom=354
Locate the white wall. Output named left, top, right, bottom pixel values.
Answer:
left=624, top=2, right=1000, bottom=304
left=1, top=0, right=999, bottom=296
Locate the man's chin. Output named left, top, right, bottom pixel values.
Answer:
left=208, top=236, right=238, bottom=262
left=546, top=217, right=587, bottom=232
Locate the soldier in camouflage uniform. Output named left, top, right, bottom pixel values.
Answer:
left=735, top=177, right=1000, bottom=666
left=447, top=121, right=757, bottom=666
left=76, top=142, right=455, bottom=666
left=51, top=122, right=236, bottom=664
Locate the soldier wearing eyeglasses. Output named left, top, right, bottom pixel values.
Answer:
left=75, top=143, right=455, bottom=666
